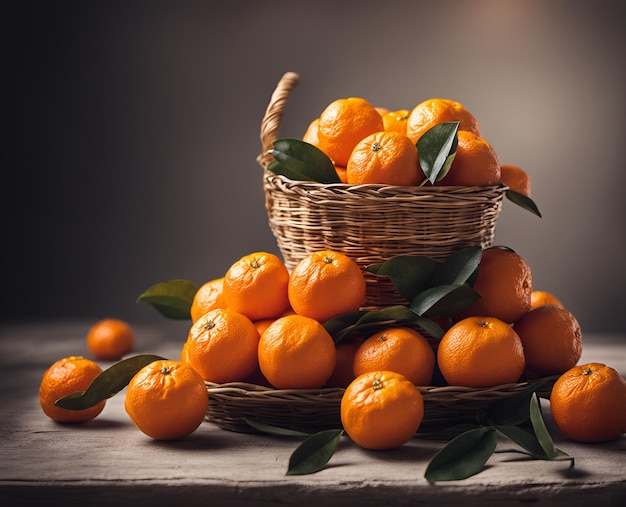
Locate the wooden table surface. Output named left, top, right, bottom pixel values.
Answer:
left=1, top=321, right=624, bottom=506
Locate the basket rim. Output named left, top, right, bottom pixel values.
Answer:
left=205, top=376, right=556, bottom=398
left=265, top=170, right=509, bottom=194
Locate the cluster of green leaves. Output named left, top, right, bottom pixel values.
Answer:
left=319, top=246, right=483, bottom=345
left=248, top=379, right=571, bottom=482
left=368, top=246, right=482, bottom=319
left=267, top=121, right=541, bottom=217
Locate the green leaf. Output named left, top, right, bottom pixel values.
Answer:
left=487, top=376, right=557, bottom=426
left=495, top=424, right=548, bottom=458
left=432, top=246, right=482, bottom=287
left=529, top=393, right=571, bottom=461
left=417, top=122, right=460, bottom=184
left=323, top=310, right=369, bottom=343
left=137, top=279, right=199, bottom=320
left=411, top=315, right=446, bottom=341
left=325, top=306, right=423, bottom=344
left=266, top=160, right=311, bottom=182
left=370, top=255, right=440, bottom=302
left=268, top=138, right=341, bottom=184
left=425, top=427, right=498, bottom=482
left=495, top=395, right=573, bottom=466
left=354, top=305, right=420, bottom=325
left=410, top=284, right=480, bottom=318
left=286, top=429, right=344, bottom=475
left=55, top=354, right=165, bottom=410
left=244, top=419, right=312, bottom=438
left=505, top=189, right=542, bottom=218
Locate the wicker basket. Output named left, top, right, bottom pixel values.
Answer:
left=206, top=378, right=555, bottom=434
left=258, top=71, right=507, bottom=308
left=202, top=73, right=540, bottom=436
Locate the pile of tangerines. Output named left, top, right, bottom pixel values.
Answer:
left=300, top=96, right=530, bottom=194
left=40, top=246, right=626, bottom=449
left=39, top=95, right=626, bottom=453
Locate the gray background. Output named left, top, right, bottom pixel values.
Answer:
left=4, top=0, right=625, bottom=334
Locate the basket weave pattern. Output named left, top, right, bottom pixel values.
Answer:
left=206, top=379, right=552, bottom=434
left=264, top=173, right=505, bottom=307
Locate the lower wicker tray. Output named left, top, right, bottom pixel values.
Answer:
left=205, top=378, right=555, bottom=434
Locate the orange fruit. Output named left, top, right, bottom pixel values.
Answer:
left=326, top=339, right=361, bottom=388
left=86, top=318, right=134, bottom=361
left=223, top=251, right=290, bottom=321
left=124, top=359, right=208, bottom=440
left=39, top=356, right=105, bottom=423
left=352, top=327, right=435, bottom=386
left=346, top=131, right=423, bottom=186
left=288, top=250, right=367, bottom=323
left=257, top=314, right=336, bottom=389
left=375, top=106, right=390, bottom=116
left=190, top=277, right=227, bottom=323
left=253, top=318, right=275, bottom=336
left=500, top=164, right=531, bottom=196
left=317, top=97, right=384, bottom=167
left=458, top=246, right=532, bottom=324
left=302, top=117, right=319, bottom=145
left=180, top=340, right=190, bottom=363
left=406, top=98, right=480, bottom=145
left=341, top=370, right=424, bottom=450
left=335, top=165, right=348, bottom=183
left=186, top=308, right=259, bottom=383
left=550, top=363, right=626, bottom=442
left=513, top=305, right=582, bottom=379
left=382, top=109, right=410, bottom=135
left=530, top=290, right=563, bottom=309
left=437, top=316, right=525, bottom=387
left=252, top=308, right=297, bottom=340
left=436, top=130, right=501, bottom=186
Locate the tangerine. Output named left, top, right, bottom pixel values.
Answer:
left=352, top=327, right=435, bottom=386
left=550, top=363, right=626, bottom=442
left=513, top=305, right=582, bottom=379
left=437, top=316, right=525, bottom=387
left=223, top=252, right=290, bottom=321
left=190, top=278, right=227, bottom=323
left=406, top=98, right=480, bottom=145
left=186, top=308, right=259, bottom=383
left=530, top=290, right=563, bottom=309
left=258, top=314, right=336, bottom=389
left=458, top=246, right=532, bottom=324
left=341, top=370, right=424, bottom=450
left=500, top=164, right=531, bottom=196
left=334, top=165, right=348, bottom=183
left=317, top=97, right=384, bottom=167
left=436, top=130, right=500, bottom=187
left=302, top=117, right=319, bottom=146
left=86, top=318, right=135, bottom=361
left=326, top=339, right=361, bottom=388
left=346, top=131, right=422, bottom=186
left=288, top=250, right=366, bottom=323
left=39, top=356, right=105, bottom=423
left=382, top=109, right=410, bottom=135
left=124, top=359, right=208, bottom=440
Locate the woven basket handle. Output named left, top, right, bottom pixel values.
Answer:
left=257, top=71, right=300, bottom=169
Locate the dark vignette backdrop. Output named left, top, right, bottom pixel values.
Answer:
left=3, top=0, right=625, bottom=334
